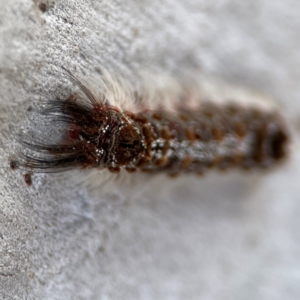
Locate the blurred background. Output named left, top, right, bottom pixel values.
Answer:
left=0, top=1, right=300, bottom=299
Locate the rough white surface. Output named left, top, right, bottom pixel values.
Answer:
left=1, top=0, right=300, bottom=299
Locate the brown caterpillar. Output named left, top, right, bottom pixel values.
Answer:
left=16, top=68, right=289, bottom=176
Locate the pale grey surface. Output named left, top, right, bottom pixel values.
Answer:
left=1, top=1, right=300, bottom=299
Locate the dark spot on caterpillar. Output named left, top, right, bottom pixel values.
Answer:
left=68, top=129, right=80, bottom=140
left=108, top=166, right=120, bottom=173
left=270, top=129, right=288, bottom=160
left=125, top=167, right=137, bottom=173
left=114, top=125, right=142, bottom=165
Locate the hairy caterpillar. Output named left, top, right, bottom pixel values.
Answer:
left=14, top=68, right=289, bottom=177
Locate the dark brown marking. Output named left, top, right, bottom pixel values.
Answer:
left=212, top=126, right=225, bottom=142
left=152, top=112, right=163, bottom=120
left=142, top=124, right=154, bottom=144
left=270, top=129, right=288, bottom=160
left=108, top=166, right=120, bottom=173
left=114, top=125, right=142, bottom=165
left=181, top=156, right=192, bottom=169
left=68, top=129, right=80, bottom=140
left=136, top=155, right=151, bottom=167
left=185, top=127, right=196, bottom=141
left=161, top=126, right=172, bottom=140
left=179, top=114, right=188, bottom=121
left=10, top=160, right=19, bottom=170
left=134, top=113, right=148, bottom=123
left=162, top=140, right=170, bottom=156
left=235, top=122, right=247, bottom=138
left=24, top=173, right=32, bottom=186
left=154, top=156, right=167, bottom=167
left=38, top=2, right=47, bottom=13
left=125, top=167, right=136, bottom=173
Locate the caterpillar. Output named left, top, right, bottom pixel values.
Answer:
left=14, top=68, right=289, bottom=177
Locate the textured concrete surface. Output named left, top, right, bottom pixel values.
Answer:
left=1, top=0, right=300, bottom=299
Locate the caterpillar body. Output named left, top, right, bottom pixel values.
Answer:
left=17, top=68, right=289, bottom=176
